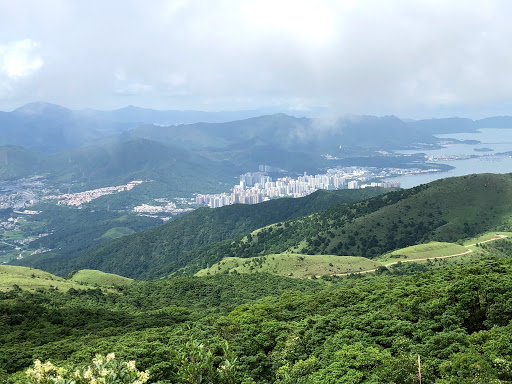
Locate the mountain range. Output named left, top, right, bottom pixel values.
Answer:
left=2, top=102, right=512, bottom=194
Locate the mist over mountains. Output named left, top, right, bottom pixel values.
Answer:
left=2, top=101, right=512, bottom=197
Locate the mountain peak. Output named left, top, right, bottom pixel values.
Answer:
left=13, top=102, right=72, bottom=116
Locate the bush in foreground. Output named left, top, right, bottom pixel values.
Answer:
left=25, top=353, right=149, bottom=384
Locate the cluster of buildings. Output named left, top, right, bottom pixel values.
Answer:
left=0, top=176, right=47, bottom=209
left=44, top=180, right=144, bottom=207
left=196, top=167, right=403, bottom=209
left=132, top=198, right=193, bottom=220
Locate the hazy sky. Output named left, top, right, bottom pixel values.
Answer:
left=0, top=0, right=511, bottom=118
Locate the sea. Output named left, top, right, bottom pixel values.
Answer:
left=389, top=128, right=512, bottom=188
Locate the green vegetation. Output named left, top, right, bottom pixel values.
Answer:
left=0, top=265, right=86, bottom=292
left=196, top=254, right=379, bottom=278
left=15, top=188, right=390, bottom=278
left=24, top=353, right=149, bottom=384
left=377, top=242, right=469, bottom=264
left=99, top=227, right=136, bottom=240
left=3, top=255, right=512, bottom=382
left=196, top=174, right=512, bottom=265
left=18, top=173, right=512, bottom=280
left=10, top=204, right=160, bottom=267
left=68, top=269, right=133, bottom=287
left=0, top=146, right=43, bottom=180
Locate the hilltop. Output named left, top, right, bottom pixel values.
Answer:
left=0, top=265, right=131, bottom=292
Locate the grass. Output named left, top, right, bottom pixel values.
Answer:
left=195, top=254, right=380, bottom=278
left=462, top=231, right=512, bottom=246
left=69, top=269, right=133, bottom=286
left=376, top=242, right=469, bottom=265
left=0, top=265, right=87, bottom=292
left=1, top=230, right=26, bottom=241
left=98, top=227, right=135, bottom=240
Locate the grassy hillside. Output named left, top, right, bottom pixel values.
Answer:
left=192, top=173, right=512, bottom=265
left=376, top=242, right=469, bottom=264
left=0, top=265, right=86, bottom=292
left=15, top=188, right=390, bottom=278
left=196, top=254, right=379, bottom=278
left=68, top=269, right=133, bottom=286
left=98, top=227, right=135, bottom=240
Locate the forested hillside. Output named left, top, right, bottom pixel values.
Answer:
left=195, top=173, right=512, bottom=264
left=13, top=188, right=390, bottom=278
left=3, top=250, right=512, bottom=383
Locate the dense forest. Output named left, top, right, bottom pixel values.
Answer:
left=3, top=238, right=512, bottom=383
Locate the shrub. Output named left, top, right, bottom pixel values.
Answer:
left=25, top=353, right=149, bottom=384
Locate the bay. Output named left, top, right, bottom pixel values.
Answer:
left=390, top=128, right=512, bottom=188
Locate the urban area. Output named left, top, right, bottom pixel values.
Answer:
left=194, top=165, right=434, bottom=208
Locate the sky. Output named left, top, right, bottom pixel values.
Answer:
left=0, top=0, right=511, bottom=118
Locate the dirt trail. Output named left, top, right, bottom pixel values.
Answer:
left=316, top=234, right=508, bottom=278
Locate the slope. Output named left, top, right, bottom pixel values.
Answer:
left=0, top=102, right=132, bottom=153
left=0, top=146, right=44, bottom=180
left=192, top=173, right=512, bottom=264
left=15, top=188, right=391, bottom=278
left=46, top=137, right=234, bottom=192
left=0, top=265, right=127, bottom=292
left=125, top=113, right=437, bottom=155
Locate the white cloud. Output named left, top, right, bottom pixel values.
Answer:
left=0, top=1, right=512, bottom=117
left=0, top=39, right=43, bottom=78
left=115, top=83, right=153, bottom=96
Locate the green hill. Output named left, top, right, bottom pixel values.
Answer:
left=68, top=269, right=133, bottom=286
left=0, top=146, right=44, bottom=180
left=376, top=241, right=470, bottom=264
left=21, top=173, right=512, bottom=279
left=13, top=188, right=391, bottom=278
left=0, top=265, right=85, bottom=292
left=196, top=254, right=379, bottom=278
left=189, top=173, right=512, bottom=267
left=47, top=137, right=235, bottom=193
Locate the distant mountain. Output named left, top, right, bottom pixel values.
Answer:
left=0, top=145, right=44, bottom=179
left=406, top=117, right=478, bottom=134
left=0, top=102, right=133, bottom=152
left=407, top=116, right=512, bottom=134
left=4, top=101, right=512, bottom=154
left=12, top=188, right=391, bottom=277
left=476, top=116, right=512, bottom=128
left=83, top=105, right=275, bottom=125
left=125, top=113, right=437, bottom=155
left=0, top=103, right=298, bottom=153
left=46, top=137, right=234, bottom=190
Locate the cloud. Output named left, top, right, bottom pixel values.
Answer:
left=115, top=82, right=153, bottom=96
left=0, top=39, right=43, bottom=78
left=0, top=0, right=511, bottom=117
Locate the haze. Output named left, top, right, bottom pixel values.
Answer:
left=1, top=0, right=511, bottom=118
